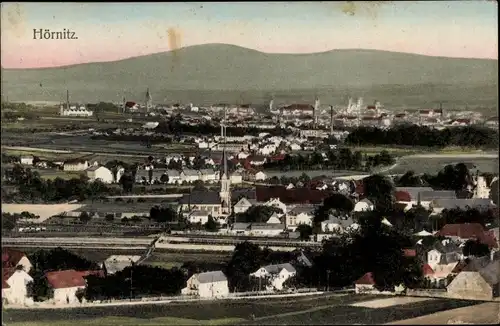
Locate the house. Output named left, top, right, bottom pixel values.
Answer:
left=199, top=169, right=219, bottom=183
left=230, top=172, right=243, bottom=184
left=266, top=212, right=282, bottom=224
left=2, top=248, right=32, bottom=273
left=63, top=159, right=89, bottom=172
left=178, top=191, right=223, bottom=217
left=447, top=257, right=500, bottom=300
left=263, top=198, right=288, bottom=214
left=181, top=270, right=229, bottom=298
left=418, top=190, right=457, bottom=209
left=20, top=155, right=34, bottom=166
left=321, top=216, right=355, bottom=234
left=248, top=156, right=267, bottom=166
left=181, top=169, right=201, bottom=183
left=250, top=263, right=297, bottom=291
left=354, top=272, right=404, bottom=294
left=103, top=255, right=141, bottom=275
left=286, top=205, right=315, bottom=230
left=353, top=198, right=374, bottom=212
left=70, top=203, right=152, bottom=219
left=2, top=267, right=33, bottom=305
left=249, top=223, right=285, bottom=236
left=254, top=171, right=268, bottom=181
left=45, top=269, right=87, bottom=304
left=85, top=166, right=114, bottom=184
left=233, top=197, right=256, bottom=214
left=188, top=210, right=211, bottom=225
left=436, top=223, right=498, bottom=249
left=256, top=186, right=332, bottom=205
left=230, top=222, right=251, bottom=235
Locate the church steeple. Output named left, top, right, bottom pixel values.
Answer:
left=219, top=106, right=232, bottom=215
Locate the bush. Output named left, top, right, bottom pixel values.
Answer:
left=105, top=214, right=114, bottom=221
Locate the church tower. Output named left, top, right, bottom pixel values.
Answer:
left=219, top=107, right=232, bottom=214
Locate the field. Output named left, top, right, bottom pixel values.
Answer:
left=2, top=294, right=484, bottom=326
left=386, top=155, right=499, bottom=175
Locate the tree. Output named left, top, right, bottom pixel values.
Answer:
left=192, top=180, right=206, bottom=191
left=2, top=213, right=18, bottom=231
left=204, top=216, right=218, bottom=232
left=119, top=173, right=134, bottom=193
left=105, top=214, right=114, bottom=221
left=362, top=174, right=395, bottom=214
left=463, top=239, right=490, bottom=257
left=75, top=288, right=86, bottom=303
left=160, top=174, right=169, bottom=184
left=296, top=224, right=313, bottom=241
left=79, top=211, right=91, bottom=223
left=27, top=271, right=53, bottom=302
left=489, top=179, right=498, bottom=206
left=150, top=206, right=178, bottom=223
left=225, top=241, right=264, bottom=292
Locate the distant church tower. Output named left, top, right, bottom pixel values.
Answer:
left=146, top=88, right=153, bottom=113
left=219, top=107, right=232, bottom=215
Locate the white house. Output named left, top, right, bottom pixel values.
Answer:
left=255, top=171, right=268, bottom=181
left=286, top=205, right=315, bottom=231
left=249, top=223, right=285, bottom=236
left=233, top=198, right=255, bottom=214
left=166, top=170, right=181, bottom=184
left=63, top=159, right=89, bottom=172
left=321, top=216, right=355, bottom=234
left=266, top=212, right=282, bottom=224
left=353, top=199, right=374, bottom=212
left=230, top=172, right=243, bottom=184
left=45, top=270, right=86, bottom=304
left=115, top=166, right=125, bottom=183
left=290, top=143, right=302, bottom=151
left=188, top=210, right=211, bottom=225
left=2, top=268, right=33, bottom=305
left=199, top=169, right=219, bottom=183
left=85, top=166, right=114, bottom=184
left=20, top=156, right=34, bottom=166
left=263, top=198, right=288, bottom=214
left=181, top=169, right=200, bottom=183
left=181, top=271, right=229, bottom=298
left=250, top=263, right=296, bottom=291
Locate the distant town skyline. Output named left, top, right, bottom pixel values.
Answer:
left=1, top=1, right=497, bottom=69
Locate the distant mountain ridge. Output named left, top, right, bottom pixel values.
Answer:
left=1, top=43, right=497, bottom=103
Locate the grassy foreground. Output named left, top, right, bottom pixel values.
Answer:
left=7, top=316, right=244, bottom=326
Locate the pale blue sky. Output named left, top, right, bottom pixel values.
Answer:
left=1, top=1, right=497, bottom=68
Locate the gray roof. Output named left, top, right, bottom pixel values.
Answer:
left=324, top=216, right=354, bottom=229
left=199, top=169, right=217, bottom=175
left=251, top=223, right=285, bottom=230
left=433, top=240, right=461, bottom=254
left=232, top=222, right=251, bottom=230
left=182, top=169, right=200, bottom=176
left=195, top=270, right=227, bottom=283
left=288, top=205, right=316, bottom=215
left=261, top=263, right=296, bottom=274
left=432, top=198, right=494, bottom=210
left=396, top=187, right=434, bottom=201
left=190, top=210, right=210, bottom=217
left=179, top=191, right=221, bottom=205
left=136, top=168, right=168, bottom=179
left=418, top=190, right=456, bottom=202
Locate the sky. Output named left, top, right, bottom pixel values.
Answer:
left=1, top=1, right=498, bottom=68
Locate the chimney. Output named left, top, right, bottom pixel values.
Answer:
left=330, top=105, right=334, bottom=135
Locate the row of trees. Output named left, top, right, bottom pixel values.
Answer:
left=263, top=149, right=395, bottom=172
left=345, top=125, right=499, bottom=148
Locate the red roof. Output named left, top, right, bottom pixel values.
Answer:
left=395, top=113, right=406, bottom=118
left=367, top=105, right=376, bottom=110
left=270, top=154, right=285, bottom=161
left=355, top=272, right=375, bottom=285
left=45, top=269, right=87, bottom=289
left=477, top=231, right=499, bottom=249
left=282, top=104, right=314, bottom=111
left=395, top=190, right=412, bottom=202
left=437, top=223, right=485, bottom=239
left=454, top=119, right=470, bottom=124
left=403, top=249, right=416, bottom=257
left=422, top=264, right=434, bottom=276
left=2, top=248, right=27, bottom=269
left=255, top=185, right=332, bottom=204
left=125, top=101, right=136, bottom=108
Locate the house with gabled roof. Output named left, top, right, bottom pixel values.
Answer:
left=286, top=205, right=316, bottom=231
left=250, top=263, right=296, bottom=291
left=178, top=191, right=222, bottom=217
left=181, top=270, right=229, bottom=298
left=2, top=267, right=33, bottom=305
left=266, top=212, right=282, bottom=224
left=233, top=197, right=256, bottom=214
left=437, top=223, right=498, bottom=249
left=45, top=269, right=88, bottom=304
left=250, top=223, right=285, bottom=236
left=447, top=256, right=500, bottom=300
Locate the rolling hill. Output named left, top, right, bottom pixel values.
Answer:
left=1, top=44, right=498, bottom=107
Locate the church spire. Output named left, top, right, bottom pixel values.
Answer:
left=219, top=106, right=232, bottom=215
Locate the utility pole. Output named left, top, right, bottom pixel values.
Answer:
left=129, top=259, right=134, bottom=301
left=326, top=270, right=331, bottom=292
